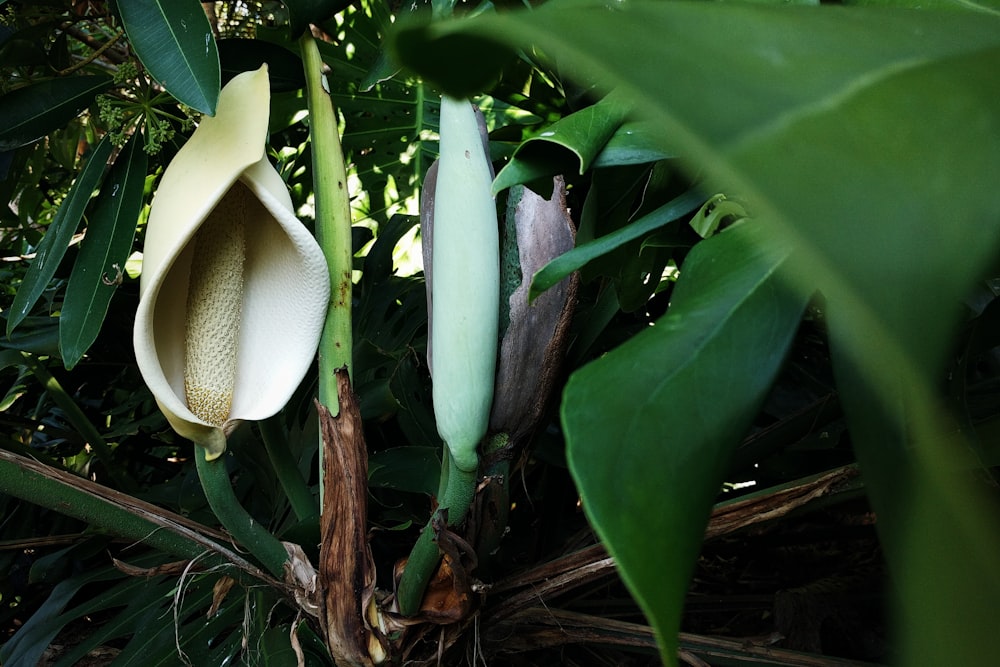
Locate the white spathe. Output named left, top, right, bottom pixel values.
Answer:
left=134, top=66, right=330, bottom=458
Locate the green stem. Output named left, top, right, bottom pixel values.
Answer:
left=0, top=449, right=272, bottom=582
left=20, top=352, right=132, bottom=490
left=396, top=451, right=477, bottom=616
left=259, top=416, right=318, bottom=522
left=195, top=452, right=289, bottom=578
left=300, top=32, right=354, bottom=505
left=299, top=33, right=353, bottom=403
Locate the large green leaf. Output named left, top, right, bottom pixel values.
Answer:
left=116, top=0, right=220, bottom=114
left=7, top=136, right=114, bottom=336
left=59, top=132, right=147, bottom=369
left=562, top=221, right=806, bottom=661
left=0, top=75, right=112, bottom=151
left=391, top=2, right=1000, bottom=664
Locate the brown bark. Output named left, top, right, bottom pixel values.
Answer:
left=318, top=370, right=381, bottom=666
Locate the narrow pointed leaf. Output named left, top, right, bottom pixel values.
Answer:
left=60, top=132, right=147, bottom=368
left=8, top=136, right=114, bottom=336
left=529, top=188, right=703, bottom=301
left=116, top=0, right=220, bottom=114
left=0, top=75, right=111, bottom=151
left=563, top=221, right=807, bottom=662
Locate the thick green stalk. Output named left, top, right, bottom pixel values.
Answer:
left=299, top=33, right=353, bottom=405
left=195, top=452, right=289, bottom=578
left=259, top=415, right=318, bottom=522
left=21, top=352, right=132, bottom=490
left=0, top=449, right=273, bottom=582
left=396, top=450, right=477, bottom=616
left=300, top=32, right=353, bottom=506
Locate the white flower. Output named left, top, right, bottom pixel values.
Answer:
left=134, top=66, right=330, bottom=459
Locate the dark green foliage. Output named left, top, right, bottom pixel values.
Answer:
left=3, top=1, right=1000, bottom=665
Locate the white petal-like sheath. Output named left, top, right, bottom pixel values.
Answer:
left=134, top=66, right=330, bottom=456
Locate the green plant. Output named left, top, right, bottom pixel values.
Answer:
left=2, top=0, right=999, bottom=665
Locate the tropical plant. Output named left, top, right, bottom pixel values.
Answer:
left=2, top=0, right=999, bottom=666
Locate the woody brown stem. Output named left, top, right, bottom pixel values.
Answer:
left=318, top=370, right=379, bottom=666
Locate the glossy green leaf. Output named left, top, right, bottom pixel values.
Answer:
left=0, top=75, right=112, bottom=151
left=591, top=120, right=675, bottom=168
left=728, top=47, right=1000, bottom=664
left=829, top=328, right=1000, bottom=667
left=491, top=92, right=632, bottom=196
left=392, top=4, right=1000, bottom=151
left=1, top=318, right=60, bottom=357
left=116, top=0, right=220, bottom=114
left=60, top=132, right=147, bottom=369
left=563, top=221, right=807, bottom=661
left=846, top=0, right=999, bottom=9
left=7, top=136, right=114, bottom=336
left=529, top=187, right=703, bottom=301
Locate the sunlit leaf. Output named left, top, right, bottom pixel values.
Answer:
left=591, top=120, right=675, bottom=168
left=7, top=137, right=114, bottom=336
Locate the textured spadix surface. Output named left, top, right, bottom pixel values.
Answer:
left=134, top=66, right=330, bottom=458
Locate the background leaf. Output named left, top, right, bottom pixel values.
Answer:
left=116, top=0, right=220, bottom=114
left=369, top=446, right=440, bottom=496
left=59, top=132, right=147, bottom=369
left=7, top=137, right=114, bottom=336
left=218, top=38, right=305, bottom=91
left=284, top=0, right=356, bottom=38
left=0, top=75, right=112, bottom=151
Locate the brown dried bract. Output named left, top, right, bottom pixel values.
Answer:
left=317, top=370, right=382, bottom=666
